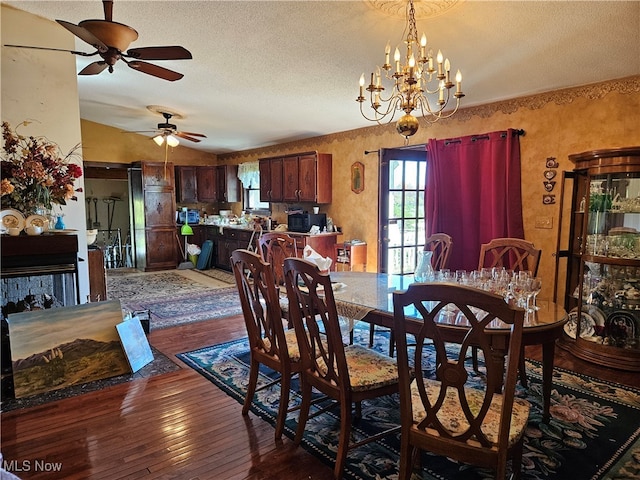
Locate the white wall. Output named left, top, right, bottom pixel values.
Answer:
left=2, top=4, right=90, bottom=302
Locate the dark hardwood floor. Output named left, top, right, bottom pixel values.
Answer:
left=1, top=314, right=638, bottom=479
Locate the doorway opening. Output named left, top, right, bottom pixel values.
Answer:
left=378, top=147, right=427, bottom=274
left=84, top=163, right=133, bottom=269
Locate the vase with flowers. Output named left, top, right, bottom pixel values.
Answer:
left=1, top=121, right=83, bottom=217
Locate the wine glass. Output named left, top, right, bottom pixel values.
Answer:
left=529, top=277, right=542, bottom=311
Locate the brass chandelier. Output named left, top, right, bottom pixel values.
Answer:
left=357, top=0, right=465, bottom=139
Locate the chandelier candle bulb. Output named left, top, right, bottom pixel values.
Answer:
left=444, top=58, right=451, bottom=84
left=394, top=47, right=401, bottom=73
left=456, top=70, right=463, bottom=94
left=437, top=50, right=444, bottom=78
left=439, top=80, right=445, bottom=103
left=420, top=34, right=427, bottom=59
left=385, top=42, right=390, bottom=66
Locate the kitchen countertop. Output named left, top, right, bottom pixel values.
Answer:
left=184, top=224, right=341, bottom=237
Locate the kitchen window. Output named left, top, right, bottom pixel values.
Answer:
left=238, top=161, right=269, bottom=211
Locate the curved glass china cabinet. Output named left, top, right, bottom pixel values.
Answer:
left=556, top=147, right=640, bottom=371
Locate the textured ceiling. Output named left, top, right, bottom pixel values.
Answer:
left=3, top=1, right=639, bottom=154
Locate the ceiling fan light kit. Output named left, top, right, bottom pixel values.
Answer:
left=154, top=134, right=180, bottom=148
left=133, top=105, right=206, bottom=147
left=357, top=0, right=465, bottom=140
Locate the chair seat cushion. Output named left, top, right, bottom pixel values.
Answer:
left=410, top=378, right=530, bottom=446
left=341, top=345, right=399, bottom=392
left=262, top=328, right=301, bottom=361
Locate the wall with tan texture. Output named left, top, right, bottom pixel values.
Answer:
left=80, top=119, right=217, bottom=166
left=219, top=76, right=640, bottom=299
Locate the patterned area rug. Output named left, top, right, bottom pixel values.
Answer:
left=107, top=270, right=222, bottom=301
left=177, top=327, right=640, bottom=480
left=120, top=287, right=242, bottom=330
left=193, top=268, right=236, bottom=285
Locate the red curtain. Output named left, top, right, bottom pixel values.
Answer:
left=425, top=129, right=524, bottom=271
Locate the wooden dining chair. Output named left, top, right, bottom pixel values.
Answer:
left=230, top=249, right=302, bottom=440
left=425, top=232, right=453, bottom=271
left=283, top=257, right=401, bottom=479
left=477, top=237, right=541, bottom=276
left=258, top=232, right=298, bottom=326
left=373, top=233, right=453, bottom=356
left=476, top=237, right=541, bottom=385
left=392, top=283, right=530, bottom=480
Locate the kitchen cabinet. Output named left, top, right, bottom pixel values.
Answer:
left=259, top=157, right=283, bottom=202
left=289, top=232, right=340, bottom=267
left=176, top=166, right=198, bottom=203
left=556, top=146, right=640, bottom=371
left=215, top=165, right=241, bottom=203
left=214, top=227, right=259, bottom=270
left=130, top=162, right=177, bottom=271
left=175, top=165, right=240, bottom=203
left=196, top=166, right=217, bottom=202
left=260, top=157, right=283, bottom=203
left=260, top=152, right=331, bottom=204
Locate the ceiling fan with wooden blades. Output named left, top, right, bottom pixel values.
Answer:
left=129, top=106, right=207, bottom=146
left=4, top=0, right=192, bottom=81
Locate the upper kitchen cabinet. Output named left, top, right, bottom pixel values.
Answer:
left=175, top=166, right=197, bottom=203
left=259, top=157, right=283, bottom=203
left=175, top=165, right=240, bottom=203
left=216, top=165, right=241, bottom=203
left=196, top=166, right=217, bottom=203
left=260, top=152, right=332, bottom=204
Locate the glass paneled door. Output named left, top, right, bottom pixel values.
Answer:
left=378, top=147, right=427, bottom=274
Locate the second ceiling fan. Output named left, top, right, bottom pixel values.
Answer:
left=5, top=0, right=192, bottom=81
left=143, top=106, right=207, bottom=147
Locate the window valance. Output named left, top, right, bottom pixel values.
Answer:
left=237, top=161, right=259, bottom=188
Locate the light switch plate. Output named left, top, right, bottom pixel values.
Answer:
left=535, top=216, right=553, bottom=229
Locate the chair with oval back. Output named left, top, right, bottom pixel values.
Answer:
left=230, top=248, right=301, bottom=440
left=393, top=283, right=529, bottom=480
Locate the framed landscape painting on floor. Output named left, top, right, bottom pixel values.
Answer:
left=7, top=300, right=130, bottom=398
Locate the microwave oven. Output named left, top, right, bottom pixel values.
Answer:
left=178, top=209, right=200, bottom=225
left=288, top=213, right=326, bottom=233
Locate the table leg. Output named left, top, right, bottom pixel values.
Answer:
left=541, top=340, right=556, bottom=422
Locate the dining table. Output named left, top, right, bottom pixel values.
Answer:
left=329, top=271, right=568, bottom=422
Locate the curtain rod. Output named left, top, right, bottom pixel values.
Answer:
left=367, top=130, right=524, bottom=153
